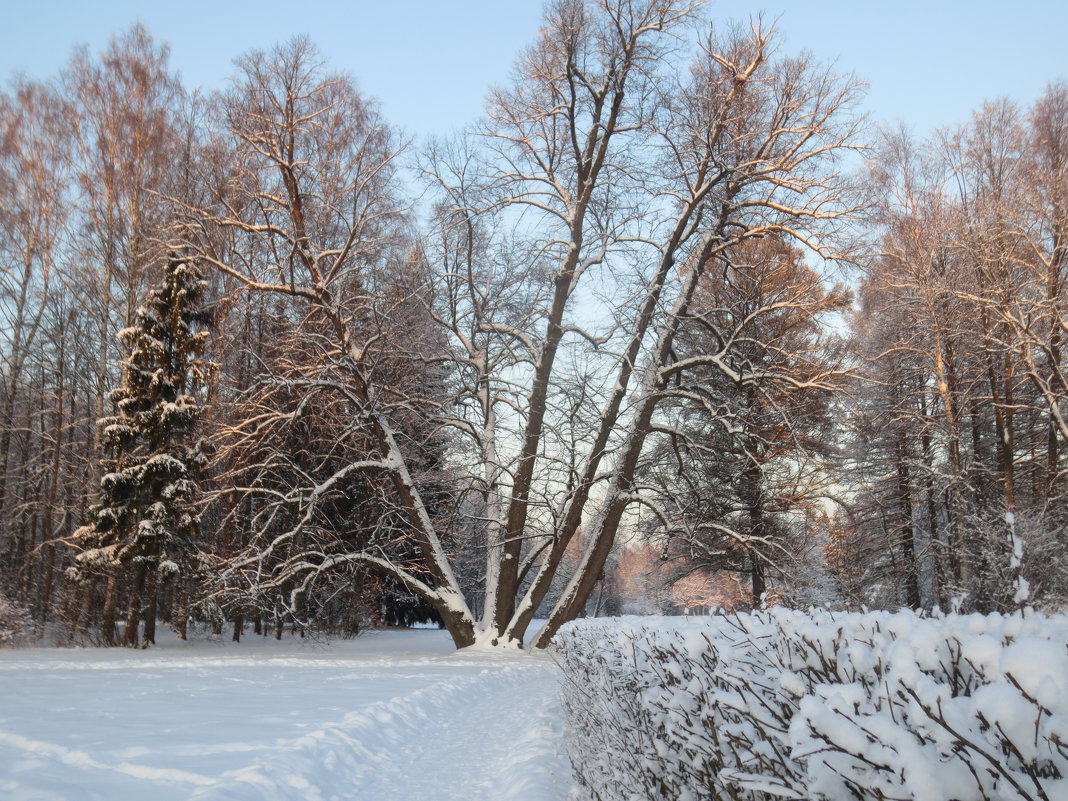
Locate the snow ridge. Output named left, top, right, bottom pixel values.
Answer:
left=188, top=660, right=564, bottom=801
left=0, top=730, right=215, bottom=787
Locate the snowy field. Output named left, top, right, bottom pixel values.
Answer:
left=0, top=628, right=569, bottom=801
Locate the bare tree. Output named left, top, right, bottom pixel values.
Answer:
left=0, top=77, right=74, bottom=611
left=640, top=234, right=852, bottom=607
left=181, top=4, right=861, bottom=649
left=181, top=38, right=437, bottom=634
left=63, top=25, right=185, bottom=472
left=845, top=88, right=1068, bottom=612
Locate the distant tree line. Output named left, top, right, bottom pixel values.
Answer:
left=839, top=96, right=1068, bottom=611
left=0, top=2, right=1063, bottom=648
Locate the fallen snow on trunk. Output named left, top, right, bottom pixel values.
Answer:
left=0, top=628, right=569, bottom=801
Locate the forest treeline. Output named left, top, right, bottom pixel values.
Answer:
left=0, top=1, right=1064, bottom=648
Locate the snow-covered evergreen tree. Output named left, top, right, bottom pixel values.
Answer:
left=70, top=254, right=212, bottom=646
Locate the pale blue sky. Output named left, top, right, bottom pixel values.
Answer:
left=2, top=1, right=1065, bottom=141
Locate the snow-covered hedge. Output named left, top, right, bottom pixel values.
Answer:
left=553, top=609, right=1068, bottom=801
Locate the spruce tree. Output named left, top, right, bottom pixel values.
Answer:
left=70, top=254, right=212, bottom=646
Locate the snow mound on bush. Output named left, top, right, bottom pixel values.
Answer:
left=553, top=609, right=1068, bottom=801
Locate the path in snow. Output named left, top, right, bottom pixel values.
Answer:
left=0, top=628, right=571, bottom=801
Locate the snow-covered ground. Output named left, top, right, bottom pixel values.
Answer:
left=0, top=628, right=570, bottom=801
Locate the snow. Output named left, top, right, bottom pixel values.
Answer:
left=556, top=610, right=1068, bottom=801
left=0, top=628, right=570, bottom=801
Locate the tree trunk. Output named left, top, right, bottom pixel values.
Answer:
left=101, top=575, right=119, bottom=645
left=142, top=564, right=159, bottom=646
left=174, top=584, right=189, bottom=641
left=895, top=440, right=921, bottom=608
left=750, top=553, right=767, bottom=608
left=124, top=565, right=147, bottom=647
